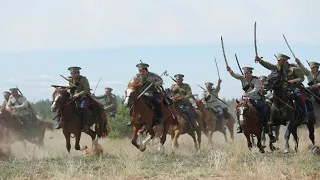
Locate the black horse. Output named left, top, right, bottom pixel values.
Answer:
left=265, top=70, right=306, bottom=153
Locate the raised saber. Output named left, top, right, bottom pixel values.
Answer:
left=282, top=34, right=296, bottom=59
left=93, top=77, right=102, bottom=94
left=254, top=21, right=259, bottom=63
left=221, top=36, right=229, bottom=67
left=235, top=54, right=244, bottom=75
left=214, top=57, right=221, bottom=79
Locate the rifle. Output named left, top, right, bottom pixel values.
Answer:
left=168, top=75, right=196, bottom=101
left=15, top=86, right=37, bottom=116
left=197, top=85, right=230, bottom=107
left=60, top=75, right=78, bottom=87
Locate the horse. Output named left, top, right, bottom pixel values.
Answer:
left=0, top=107, right=52, bottom=149
left=123, top=81, right=180, bottom=152
left=302, top=87, right=317, bottom=147
left=51, top=88, right=109, bottom=152
left=194, top=100, right=235, bottom=144
left=265, top=70, right=304, bottom=153
left=236, top=98, right=266, bottom=153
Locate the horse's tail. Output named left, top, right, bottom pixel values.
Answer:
left=97, top=111, right=110, bottom=138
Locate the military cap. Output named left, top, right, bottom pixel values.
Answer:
left=242, top=67, right=254, bottom=73
left=174, top=74, right=184, bottom=80
left=105, top=87, right=113, bottom=91
left=277, top=53, right=290, bottom=61
left=259, top=75, right=267, bottom=81
left=205, top=82, right=213, bottom=86
left=9, top=88, right=19, bottom=92
left=136, top=63, right=149, bottom=70
left=3, top=91, right=11, bottom=95
left=68, top=66, right=81, bottom=73
left=309, top=61, right=320, bottom=68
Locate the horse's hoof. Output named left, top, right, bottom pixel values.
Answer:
left=80, top=146, right=88, bottom=151
left=261, top=145, right=266, bottom=149
left=158, top=146, right=165, bottom=153
left=295, top=148, right=299, bottom=153
left=259, top=149, right=265, bottom=154
left=139, top=145, right=146, bottom=152
left=284, top=149, right=289, bottom=154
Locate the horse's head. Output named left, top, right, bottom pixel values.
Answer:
left=195, top=99, right=205, bottom=110
left=0, top=107, right=11, bottom=122
left=236, top=98, right=253, bottom=124
left=265, top=70, right=283, bottom=90
left=123, top=81, right=144, bottom=107
left=51, top=88, right=71, bottom=112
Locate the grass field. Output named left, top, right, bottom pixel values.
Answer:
left=1, top=126, right=319, bottom=180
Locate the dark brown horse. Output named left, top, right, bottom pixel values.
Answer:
left=123, top=81, right=179, bottom=152
left=236, top=98, right=265, bottom=153
left=0, top=107, right=52, bottom=149
left=51, top=88, right=109, bottom=152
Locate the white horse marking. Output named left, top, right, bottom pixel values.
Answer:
left=123, top=88, right=133, bottom=106
left=239, top=106, right=244, bottom=122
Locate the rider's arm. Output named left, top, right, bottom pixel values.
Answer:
left=214, top=83, right=221, bottom=94
left=14, top=96, right=28, bottom=110
left=78, top=77, right=90, bottom=96
left=5, top=98, right=13, bottom=110
left=111, top=95, right=118, bottom=109
left=228, top=70, right=243, bottom=80
left=154, top=75, right=163, bottom=86
left=259, top=59, right=278, bottom=71
left=246, top=79, right=261, bottom=98
left=297, top=62, right=311, bottom=76
left=265, top=90, right=273, bottom=99
left=183, top=84, right=193, bottom=99
left=93, top=95, right=105, bottom=99
left=292, top=68, right=305, bottom=84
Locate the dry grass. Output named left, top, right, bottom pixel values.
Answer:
left=0, top=126, right=319, bottom=180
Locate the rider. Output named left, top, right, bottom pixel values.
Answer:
left=67, top=66, right=91, bottom=132
left=296, top=59, right=320, bottom=88
left=6, top=88, right=35, bottom=131
left=170, top=74, right=198, bottom=130
left=92, top=87, right=118, bottom=117
left=2, top=91, right=11, bottom=107
left=126, top=62, right=164, bottom=126
left=227, top=66, right=276, bottom=142
left=201, top=80, right=224, bottom=121
left=255, top=54, right=308, bottom=125
left=259, top=75, right=273, bottom=104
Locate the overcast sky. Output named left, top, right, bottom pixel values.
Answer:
left=0, top=0, right=319, bottom=102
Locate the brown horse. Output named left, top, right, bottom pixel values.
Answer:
left=0, top=107, right=52, bottom=149
left=195, top=100, right=235, bottom=143
left=51, top=88, right=109, bottom=152
left=236, top=99, right=265, bottom=153
left=123, top=81, right=179, bottom=152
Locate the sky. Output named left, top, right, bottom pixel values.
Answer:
left=0, top=0, right=319, bottom=102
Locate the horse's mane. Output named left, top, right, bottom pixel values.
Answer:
left=127, top=81, right=143, bottom=89
left=236, top=100, right=258, bottom=113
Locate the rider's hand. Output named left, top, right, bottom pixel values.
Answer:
left=295, top=58, right=301, bottom=64
left=218, top=79, right=222, bottom=84
left=73, top=93, right=80, bottom=98
left=226, top=66, right=231, bottom=72
left=288, top=80, right=295, bottom=84
left=91, top=93, right=95, bottom=97
left=312, top=84, right=320, bottom=88
left=10, top=106, right=16, bottom=111
left=255, top=56, right=261, bottom=63
left=242, top=93, right=248, bottom=97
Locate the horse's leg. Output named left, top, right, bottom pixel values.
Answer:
left=140, top=126, right=155, bottom=152
left=188, top=130, right=198, bottom=151
left=131, top=125, right=140, bottom=150
left=208, top=131, right=213, bottom=145
left=274, top=125, right=280, bottom=141
left=307, top=119, right=315, bottom=146
left=196, top=127, right=201, bottom=150
left=159, top=122, right=170, bottom=153
left=220, top=127, right=228, bottom=143
left=291, top=125, right=299, bottom=153
left=244, top=133, right=252, bottom=150
left=261, top=129, right=266, bottom=147
left=171, top=127, right=180, bottom=149
left=256, top=131, right=265, bottom=154
left=227, top=118, right=234, bottom=141
left=284, top=121, right=291, bottom=154
left=63, top=130, right=71, bottom=152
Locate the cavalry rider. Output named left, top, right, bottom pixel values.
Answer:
left=201, top=79, right=225, bottom=121
left=92, top=87, right=118, bottom=117
left=2, top=91, right=11, bottom=107
left=255, top=54, right=308, bottom=124
left=126, top=63, right=164, bottom=126
left=296, top=59, right=320, bottom=88
left=6, top=88, right=35, bottom=131
left=259, top=75, right=273, bottom=104
left=227, top=66, right=276, bottom=142
left=67, top=66, right=91, bottom=132
left=170, top=74, right=198, bottom=129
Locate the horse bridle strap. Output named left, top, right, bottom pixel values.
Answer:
left=272, top=94, right=294, bottom=110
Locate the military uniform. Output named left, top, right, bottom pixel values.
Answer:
left=94, top=87, right=118, bottom=117
left=170, top=74, right=197, bottom=129
left=229, top=67, right=271, bottom=136
left=6, top=88, right=35, bottom=131
left=201, top=82, right=224, bottom=121
left=298, top=61, right=320, bottom=86
left=62, top=66, right=91, bottom=131
left=258, top=53, right=307, bottom=124
left=2, top=91, right=11, bottom=107
left=126, top=63, right=164, bottom=126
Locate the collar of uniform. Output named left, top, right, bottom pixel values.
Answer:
left=312, top=71, right=320, bottom=76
